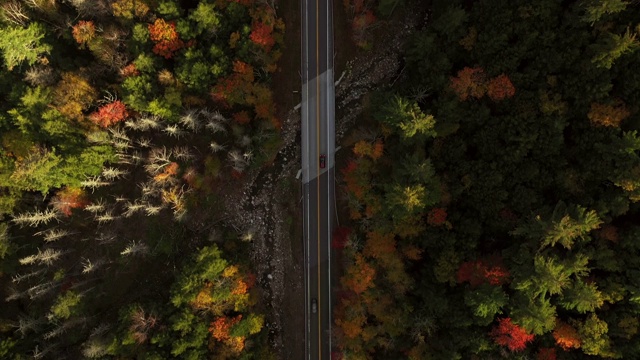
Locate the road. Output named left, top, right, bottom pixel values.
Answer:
left=301, top=0, right=335, bottom=358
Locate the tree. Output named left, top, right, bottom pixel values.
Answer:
left=553, top=321, right=581, bottom=350
left=72, top=20, right=96, bottom=46
left=590, top=27, right=639, bottom=69
left=581, top=0, right=628, bottom=25
left=576, top=314, right=619, bottom=357
left=0, top=22, right=52, bottom=70
left=89, top=100, right=129, bottom=127
left=489, top=317, right=534, bottom=352
left=486, top=74, right=516, bottom=101
left=148, top=18, right=185, bottom=59
left=450, top=66, right=486, bottom=101
left=374, top=95, right=436, bottom=140
left=464, top=284, right=508, bottom=325
left=341, top=253, right=375, bottom=294
left=511, top=201, right=602, bottom=251
left=249, top=21, right=275, bottom=50
left=587, top=100, right=630, bottom=127
left=53, top=72, right=99, bottom=121
left=51, top=187, right=90, bottom=216
left=559, top=280, right=604, bottom=313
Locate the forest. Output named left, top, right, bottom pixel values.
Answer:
left=0, top=0, right=284, bottom=358
left=333, top=0, right=640, bottom=359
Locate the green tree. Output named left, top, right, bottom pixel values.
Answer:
left=511, top=201, right=602, bottom=250
left=464, top=284, right=508, bottom=325
left=590, top=27, right=640, bottom=69
left=0, top=22, right=51, bottom=70
left=580, top=0, right=628, bottom=25
left=560, top=280, right=604, bottom=313
left=374, top=94, right=436, bottom=140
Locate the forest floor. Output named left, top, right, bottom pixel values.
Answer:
left=217, top=1, right=426, bottom=359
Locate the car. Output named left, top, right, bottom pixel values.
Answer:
left=311, top=298, right=317, bottom=313
left=319, top=154, right=326, bottom=169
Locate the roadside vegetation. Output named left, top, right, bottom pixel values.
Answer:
left=0, top=0, right=283, bottom=358
left=333, top=0, right=640, bottom=359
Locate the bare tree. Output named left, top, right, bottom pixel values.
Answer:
left=163, top=124, right=186, bottom=139
left=120, top=241, right=149, bottom=256
left=137, top=116, right=162, bottom=131
left=81, top=176, right=111, bottom=193
left=172, top=146, right=194, bottom=161
left=179, top=109, right=201, bottom=132
left=1, top=1, right=30, bottom=26
left=95, top=211, right=118, bottom=224
left=143, top=204, right=163, bottom=216
left=40, top=228, right=74, bottom=243
left=24, top=65, right=56, bottom=87
left=238, top=135, right=252, bottom=148
left=136, top=137, right=152, bottom=148
left=12, top=209, right=59, bottom=228
left=12, top=269, right=46, bottom=284
left=108, top=126, right=130, bottom=143
left=209, top=142, right=226, bottom=153
left=122, top=201, right=145, bottom=217
left=82, top=338, right=109, bottom=358
left=205, top=120, right=226, bottom=134
left=15, top=315, right=42, bottom=335
left=84, top=198, right=106, bottom=214
left=129, top=306, right=158, bottom=344
left=102, top=167, right=128, bottom=181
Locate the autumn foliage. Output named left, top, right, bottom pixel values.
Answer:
left=536, top=347, right=557, bottom=360
left=341, top=253, right=375, bottom=294
left=487, top=74, right=516, bottom=101
left=450, top=67, right=487, bottom=101
left=89, top=100, right=129, bottom=127
left=249, top=22, right=275, bottom=50
left=450, top=67, right=515, bottom=102
left=587, top=100, right=630, bottom=127
left=72, top=20, right=96, bottom=46
left=553, top=321, right=581, bottom=350
left=148, top=19, right=185, bottom=59
left=456, top=255, right=510, bottom=287
left=332, top=227, right=352, bottom=249
left=427, top=207, right=447, bottom=226
left=51, top=187, right=90, bottom=216
left=353, top=139, right=384, bottom=160
left=490, top=317, right=535, bottom=352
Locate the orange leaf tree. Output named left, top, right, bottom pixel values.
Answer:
left=450, top=66, right=487, bottom=101
left=148, top=18, right=185, bottom=59
left=51, top=187, right=90, bottom=216
left=553, top=321, right=581, bottom=350
left=72, top=20, right=96, bottom=46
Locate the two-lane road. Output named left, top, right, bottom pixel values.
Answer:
left=301, top=0, right=335, bottom=358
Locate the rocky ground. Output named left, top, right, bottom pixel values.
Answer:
left=219, top=4, right=427, bottom=359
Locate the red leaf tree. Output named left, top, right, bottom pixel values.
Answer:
left=148, top=18, right=185, bottom=59
left=89, top=100, right=129, bottom=127
left=456, top=254, right=510, bottom=287
left=249, top=21, right=275, bottom=51
left=536, top=348, right=557, bottom=360
left=487, top=74, right=516, bottom=101
left=427, top=207, right=447, bottom=226
left=332, top=227, right=352, bottom=249
left=490, top=317, right=534, bottom=352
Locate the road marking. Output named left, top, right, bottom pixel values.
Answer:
left=316, top=0, right=321, bottom=358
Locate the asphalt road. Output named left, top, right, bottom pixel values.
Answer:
left=301, top=0, right=335, bottom=358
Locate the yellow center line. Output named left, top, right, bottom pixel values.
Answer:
left=316, top=0, right=321, bottom=358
